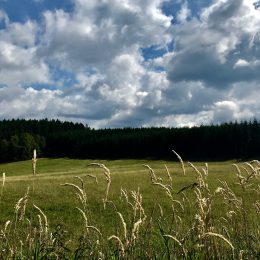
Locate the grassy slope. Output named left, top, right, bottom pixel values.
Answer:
left=0, top=158, right=259, bottom=256
left=0, top=158, right=240, bottom=223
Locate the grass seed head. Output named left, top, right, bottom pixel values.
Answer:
left=33, top=204, right=48, bottom=235
left=1, top=172, right=6, bottom=197
left=2, top=172, right=5, bottom=187
left=164, top=234, right=187, bottom=257
left=131, top=219, right=142, bottom=241
left=172, top=149, right=186, bottom=175
left=85, top=174, right=98, bottom=184
left=3, top=220, right=11, bottom=235
left=164, top=164, right=172, bottom=183
left=15, top=187, right=30, bottom=222
left=32, top=149, right=37, bottom=175
left=89, top=163, right=111, bottom=208
left=143, top=164, right=157, bottom=183
left=117, top=212, right=127, bottom=241
left=203, top=232, right=234, bottom=251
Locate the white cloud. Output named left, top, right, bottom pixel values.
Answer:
left=1, top=0, right=260, bottom=127
left=0, top=42, right=50, bottom=86
left=40, top=0, right=172, bottom=70
left=0, top=12, right=51, bottom=86
left=234, top=59, right=250, bottom=68
left=0, top=1, right=174, bottom=126
left=0, top=20, right=37, bottom=47
left=168, top=0, right=260, bottom=84
left=0, top=87, right=62, bottom=119
left=213, top=100, right=239, bottom=123
left=0, top=9, right=9, bottom=25
left=176, top=1, right=191, bottom=23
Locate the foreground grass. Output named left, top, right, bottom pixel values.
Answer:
left=0, top=157, right=259, bottom=259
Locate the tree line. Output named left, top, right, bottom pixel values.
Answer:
left=0, top=118, right=260, bottom=162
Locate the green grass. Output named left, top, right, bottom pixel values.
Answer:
left=0, top=158, right=259, bottom=259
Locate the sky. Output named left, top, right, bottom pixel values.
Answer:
left=0, top=0, right=260, bottom=128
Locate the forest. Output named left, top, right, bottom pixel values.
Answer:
left=0, top=118, right=260, bottom=162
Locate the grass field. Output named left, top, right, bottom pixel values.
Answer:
left=0, top=157, right=259, bottom=259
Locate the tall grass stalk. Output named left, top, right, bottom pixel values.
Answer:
left=32, top=149, right=37, bottom=193
left=89, top=163, right=111, bottom=209
left=32, top=149, right=37, bottom=176
left=1, top=172, right=5, bottom=198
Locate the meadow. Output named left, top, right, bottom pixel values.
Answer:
left=0, top=154, right=259, bottom=259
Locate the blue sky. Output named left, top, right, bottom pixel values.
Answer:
left=0, top=0, right=73, bottom=23
left=0, top=0, right=260, bottom=128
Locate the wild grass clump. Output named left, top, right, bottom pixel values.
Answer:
left=0, top=153, right=259, bottom=259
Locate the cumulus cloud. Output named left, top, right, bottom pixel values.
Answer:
left=0, top=11, right=51, bottom=86
left=168, top=0, right=260, bottom=86
left=163, top=0, right=260, bottom=125
left=0, top=86, right=61, bottom=119
left=0, top=0, right=260, bottom=127
left=35, top=0, right=173, bottom=126
left=0, top=20, right=37, bottom=47
left=212, top=100, right=239, bottom=123
left=39, top=0, right=172, bottom=70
